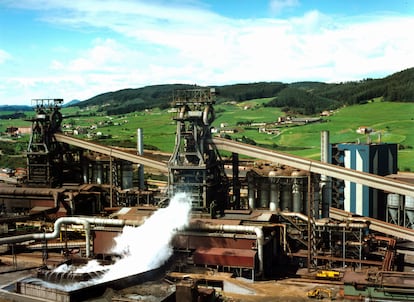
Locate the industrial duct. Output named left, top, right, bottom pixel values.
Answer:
left=0, top=217, right=142, bottom=258
left=281, top=212, right=369, bottom=228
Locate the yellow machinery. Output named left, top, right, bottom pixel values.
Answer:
left=307, top=287, right=332, bottom=299
left=316, top=270, right=341, bottom=280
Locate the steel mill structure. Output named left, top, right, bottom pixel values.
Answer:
left=0, top=92, right=413, bottom=301
left=167, top=88, right=229, bottom=215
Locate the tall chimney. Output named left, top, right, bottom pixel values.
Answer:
left=137, top=128, right=145, bottom=189
left=320, top=131, right=332, bottom=218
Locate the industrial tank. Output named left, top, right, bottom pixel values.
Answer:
left=404, top=195, right=414, bottom=229
left=247, top=167, right=308, bottom=213
left=92, top=161, right=104, bottom=184
left=247, top=172, right=256, bottom=209
left=121, top=161, right=133, bottom=189
left=291, top=170, right=307, bottom=213
left=82, top=161, right=90, bottom=184
left=279, top=176, right=292, bottom=212
left=387, top=193, right=401, bottom=225
left=259, top=181, right=270, bottom=208
left=268, top=169, right=282, bottom=211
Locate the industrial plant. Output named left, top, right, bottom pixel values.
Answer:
left=0, top=90, right=413, bottom=301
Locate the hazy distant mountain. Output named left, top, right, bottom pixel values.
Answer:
left=63, top=99, right=81, bottom=107
left=0, top=105, right=32, bottom=111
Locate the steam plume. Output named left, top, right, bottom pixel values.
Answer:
left=100, top=192, right=192, bottom=280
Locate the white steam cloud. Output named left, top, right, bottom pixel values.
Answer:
left=48, top=192, right=192, bottom=290
left=101, top=192, right=192, bottom=280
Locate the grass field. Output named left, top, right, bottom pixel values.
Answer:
left=0, top=100, right=413, bottom=171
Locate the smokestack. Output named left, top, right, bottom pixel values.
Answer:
left=320, top=131, right=332, bottom=218
left=137, top=128, right=145, bottom=189
left=320, top=130, right=329, bottom=164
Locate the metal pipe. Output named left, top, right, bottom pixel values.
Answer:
left=281, top=212, right=369, bottom=228
left=187, top=221, right=264, bottom=277
left=330, top=207, right=414, bottom=242
left=178, top=231, right=256, bottom=240
left=0, top=217, right=91, bottom=257
left=0, top=217, right=141, bottom=258
left=0, top=187, right=64, bottom=196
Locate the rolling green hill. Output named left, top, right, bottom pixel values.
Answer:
left=1, top=68, right=413, bottom=171
left=58, top=100, right=413, bottom=172
left=75, top=68, right=414, bottom=116
left=1, top=100, right=413, bottom=171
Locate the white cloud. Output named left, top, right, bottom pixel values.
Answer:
left=269, top=0, right=300, bottom=15
left=0, top=49, right=11, bottom=64
left=1, top=0, right=414, bottom=105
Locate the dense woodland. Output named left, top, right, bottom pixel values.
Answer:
left=79, top=67, right=413, bottom=115
left=1, top=68, right=413, bottom=116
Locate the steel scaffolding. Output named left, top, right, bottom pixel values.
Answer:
left=167, top=88, right=229, bottom=215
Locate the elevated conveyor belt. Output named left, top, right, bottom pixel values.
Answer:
left=54, top=133, right=168, bottom=173
left=212, top=137, right=414, bottom=197
left=54, top=134, right=413, bottom=197
left=330, top=207, right=414, bottom=243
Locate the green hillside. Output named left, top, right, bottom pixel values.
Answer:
left=1, top=67, right=413, bottom=171
left=60, top=100, right=413, bottom=171
left=1, top=100, right=413, bottom=171
left=269, top=101, right=413, bottom=172
left=211, top=100, right=413, bottom=171
left=74, top=68, right=414, bottom=116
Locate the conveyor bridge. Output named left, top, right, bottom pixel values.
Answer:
left=54, top=134, right=414, bottom=198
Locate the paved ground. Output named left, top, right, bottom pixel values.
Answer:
left=167, top=271, right=341, bottom=302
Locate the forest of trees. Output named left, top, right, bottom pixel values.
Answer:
left=263, top=87, right=340, bottom=115
left=78, top=84, right=196, bottom=115
left=0, top=112, right=26, bottom=120
left=74, top=67, right=414, bottom=115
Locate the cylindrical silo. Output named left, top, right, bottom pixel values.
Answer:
left=291, top=170, right=307, bottom=213
left=387, top=193, right=401, bottom=225
left=247, top=173, right=256, bottom=209
left=92, top=161, right=103, bottom=184
left=404, top=195, right=414, bottom=229
left=121, top=161, right=133, bottom=189
left=82, top=160, right=89, bottom=184
left=269, top=170, right=281, bottom=211
left=259, top=180, right=270, bottom=208
left=280, top=178, right=292, bottom=211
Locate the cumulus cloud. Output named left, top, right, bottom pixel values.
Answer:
left=0, top=0, right=413, bottom=104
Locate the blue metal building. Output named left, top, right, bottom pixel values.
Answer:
left=330, top=143, right=398, bottom=219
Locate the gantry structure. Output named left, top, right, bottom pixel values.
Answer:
left=167, top=88, right=229, bottom=215
left=27, top=99, right=64, bottom=187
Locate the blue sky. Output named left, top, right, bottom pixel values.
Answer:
left=0, top=0, right=413, bottom=105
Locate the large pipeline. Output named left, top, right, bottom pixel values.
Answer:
left=330, top=207, right=414, bottom=242
left=0, top=217, right=142, bottom=258
left=187, top=220, right=264, bottom=277
left=280, top=211, right=369, bottom=228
